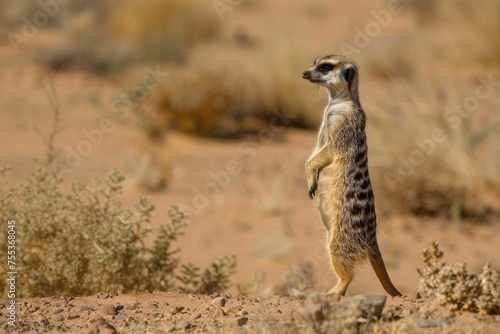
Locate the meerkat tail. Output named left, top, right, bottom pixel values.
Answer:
left=369, top=248, right=402, bottom=297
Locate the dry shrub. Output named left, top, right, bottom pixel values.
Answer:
left=107, top=0, right=219, bottom=63
left=417, top=242, right=500, bottom=315
left=236, top=272, right=267, bottom=297
left=154, top=67, right=252, bottom=138
left=13, top=0, right=218, bottom=74
left=281, top=261, right=315, bottom=298
left=402, top=0, right=500, bottom=71
left=359, top=0, right=500, bottom=220
left=0, top=167, right=236, bottom=297
left=152, top=42, right=318, bottom=138
left=368, top=77, right=499, bottom=220
left=35, top=31, right=136, bottom=76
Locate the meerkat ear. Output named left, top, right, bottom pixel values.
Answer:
left=341, top=66, right=355, bottom=84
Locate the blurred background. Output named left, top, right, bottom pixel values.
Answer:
left=0, top=0, right=499, bottom=296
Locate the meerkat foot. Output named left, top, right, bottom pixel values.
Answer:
left=326, top=286, right=346, bottom=296
left=325, top=279, right=351, bottom=296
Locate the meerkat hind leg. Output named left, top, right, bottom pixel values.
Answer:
left=326, top=252, right=354, bottom=296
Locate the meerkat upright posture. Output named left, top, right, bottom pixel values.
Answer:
left=302, top=55, right=401, bottom=297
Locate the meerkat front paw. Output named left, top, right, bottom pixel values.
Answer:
left=308, top=184, right=317, bottom=199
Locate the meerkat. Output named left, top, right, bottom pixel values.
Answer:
left=302, top=55, right=401, bottom=297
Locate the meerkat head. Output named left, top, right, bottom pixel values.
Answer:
left=302, top=55, right=359, bottom=101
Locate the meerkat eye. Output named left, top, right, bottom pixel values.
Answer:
left=317, top=63, right=334, bottom=73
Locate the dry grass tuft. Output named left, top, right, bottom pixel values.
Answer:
left=107, top=0, right=219, bottom=63
left=417, top=242, right=500, bottom=315
left=5, top=0, right=219, bottom=74
left=369, top=78, right=499, bottom=221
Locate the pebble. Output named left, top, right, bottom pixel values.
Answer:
left=171, top=306, right=184, bottom=314
left=362, top=295, right=386, bottom=318
left=67, top=312, right=79, bottom=320
left=52, top=314, right=64, bottom=322
left=340, top=295, right=386, bottom=319
left=51, top=307, right=64, bottom=315
left=405, top=292, right=422, bottom=301
left=239, top=310, right=248, bottom=316
left=176, top=320, right=191, bottom=330
left=207, top=307, right=225, bottom=318
left=211, top=297, right=226, bottom=308
left=85, top=319, right=118, bottom=334
left=237, top=317, right=248, bottom=326
left=81, top=306, right=95, bottom=312
left=99, top=305, right=117, bottom=316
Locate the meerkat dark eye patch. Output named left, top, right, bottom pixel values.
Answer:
left=317, top=63, right=334, bottom=73
left=342, top=67, right=355, bottom=83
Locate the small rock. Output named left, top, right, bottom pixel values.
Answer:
left=52, top=314, right=64, bottom=322
left=225, top=293, right=232, bottom=299
left=115, top=304, right=124, bottom=311
left=292, top=303, right=324, bottom=323
left=114, top=314, right=127, bottom=320
left=99, top=305, right=117, bottom=316
left=363, top=295, right=386, bottom=319
left=237, top=317, right=248, bottom=326
left=67, top=312, right=79, bottom=320
left=176, top=320, right=191, bottom=330
left=340, top=295, right=386, bottom=320
left=192, top=313, right=202, bottom=320
left=171, top=306, right=184, bottom=314
left=207, top=307, right=225, bottom=318
left=418, top=318, right=452, bottom=328
left=211, top=297, right=226, bottom=308
left=88, top=315, right=104, bottom=323
left=239, top=310, right=248, bottom=316
left=85, top=319, right=118, bottom=334
left=51, top=307, right=64, bottom=315
left=81, top=306, right=95, bottom=312
left=405, top=292, right=422, bottom=301
left=96, top=292, right=109, bottom=299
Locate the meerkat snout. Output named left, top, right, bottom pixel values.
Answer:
left=302, top=71, right=311, bottom=79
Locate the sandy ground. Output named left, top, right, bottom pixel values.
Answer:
left=2, top=291, right=500, bottom=333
